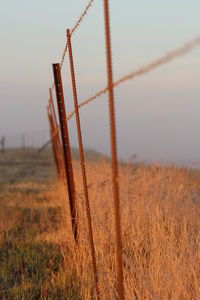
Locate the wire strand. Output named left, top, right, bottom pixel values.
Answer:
left=60, top=0, right=95, bottom=69
left=71, top=0, right=95, bottom=36
left=66, top=34, right=200, bottom=121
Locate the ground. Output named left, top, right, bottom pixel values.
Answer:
left=0, top=149, right=80, bottom=299
left=1, top=148, right=200, bottom=299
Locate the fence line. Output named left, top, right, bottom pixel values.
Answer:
left=46, top=1, right=200, bottom=299
left=1, top=131, right=50, bottom=150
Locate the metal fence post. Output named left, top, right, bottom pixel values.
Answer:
left=52, top=63, right=78, bottom=244
left=0, top=136, right=5, bottom=153
left=47, top=107, right=61, bottom=176
left=49, top=90, right=65, bottom=179
left=103, top=1, right=124, bottom=299
left=66, top=28, right=100, bottom=300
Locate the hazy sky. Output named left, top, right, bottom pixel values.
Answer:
left=0, top=0, right=200, bottom=163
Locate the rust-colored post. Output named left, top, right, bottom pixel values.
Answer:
left=103, top=1, right=124, bottom=299
left=48, top=100, right=63, bottom=178
left=49, top=89, right=65, bottom=178
left=49, top=88, right=60, bottom=137
left=52, top=63, right=78, bottom=243
left=48, top=105, right=64, bottom=178
left=47, top=107, right=60, bottom=176
left=66, top=29, right=100, bottom=300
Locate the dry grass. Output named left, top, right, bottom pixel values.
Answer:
left=35, top=160, right=200, bottom=299
left=1, top=149, right=200, bottom=298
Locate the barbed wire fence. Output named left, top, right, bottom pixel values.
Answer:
left=0, top=130, right=50, bottom=151
left=46, top=1, right=200, bottom=299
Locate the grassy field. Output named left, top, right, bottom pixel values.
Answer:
left=1, top=148, right=200, bottom=299
left=0, top=149, right=81, bottom=299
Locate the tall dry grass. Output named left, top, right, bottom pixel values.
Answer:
left=39, top=161, right=200, bottom=299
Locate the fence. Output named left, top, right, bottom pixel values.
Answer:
left=0, top=131, right=50, bottom=151
left=46, top=1, right=200, bottom=299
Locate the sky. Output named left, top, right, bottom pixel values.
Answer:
left=0, top=0, right=200, bottom=164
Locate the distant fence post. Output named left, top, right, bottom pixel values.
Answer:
left=66, top=28, right=100, bottom=300
left=52, top=63, right=78, bottom=244
left=22, top=133, right=26, bottom=150
left=103, top=1, right=124, bottom=299
left=0, top=136, right=5, bottom=153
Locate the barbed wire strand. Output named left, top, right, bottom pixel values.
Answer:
left=60, top=0, right=95, bottom=69
left=66, top=34, right=200, bottom=121
left=71, top=0, right=95, bottom=35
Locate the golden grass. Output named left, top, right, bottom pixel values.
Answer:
left=35, top=160, right=200, bottom=299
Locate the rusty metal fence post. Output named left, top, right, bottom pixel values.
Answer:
left=52, top=63, right=78, bottom=244
left=49, top=89, right=65, bottom=179
left=66, top=28, right=100, bottom=300
left=48, top=102, right=64, bottom=179
left=47, top=107, right=61, bottom=177
left=103, top=1, right=124, bottom=299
